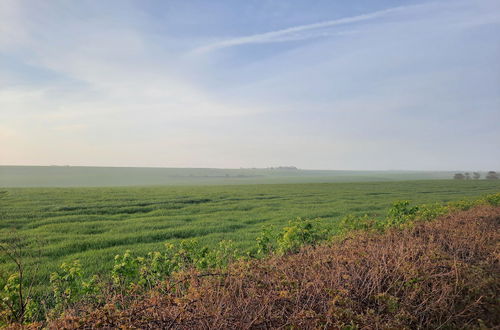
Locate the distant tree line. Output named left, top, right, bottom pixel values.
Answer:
left=453, top=171, right=498, bottom=180
left=268, top=166, right=298, bottom=170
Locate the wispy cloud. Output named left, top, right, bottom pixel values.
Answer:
left=193, top=3, right=435, bottom=54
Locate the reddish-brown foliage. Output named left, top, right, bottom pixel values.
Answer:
left=51, top=206, right=500, bottom=329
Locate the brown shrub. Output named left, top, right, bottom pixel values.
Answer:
left=51, top=206, right=500, bottom=329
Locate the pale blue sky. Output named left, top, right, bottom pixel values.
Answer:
left=1, top=0, right=499, bottom=170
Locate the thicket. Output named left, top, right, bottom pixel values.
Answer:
left=1, top=193, right=499, bottom=327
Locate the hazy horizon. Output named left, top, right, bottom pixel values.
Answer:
left=1, top=0, right=499, bottom=170
left=1, top=164, right=496, bottom=173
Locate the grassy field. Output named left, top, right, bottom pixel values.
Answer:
left=0, top=165, right=460, bottom=187
left=1, top=180, right=499, bottom=289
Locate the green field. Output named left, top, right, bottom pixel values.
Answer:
left=1, top=180, right=499, bottom=289
left=0, top=166, right=459, bottom=187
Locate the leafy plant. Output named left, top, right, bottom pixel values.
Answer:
left=111, top=250, right=139, bottom=289
left=50, top=260, right=98, bottom=313
left=386, top=201, right=418, bottom=227
left=0, top=235, right=40, bottom=324
left=484, top=192, right=500, bottom=206
left=415, top=203, right=449, bottom=222
left=210, top=240, right=238, bottom=269
left=255, top=226, right=278, bottom=256
left=339, top=214, right=376, bottom=232
left=448, top=199, right=478, bottom=211
left=137, top=251, right=176, bottom=289
left=277, top=218, right=322, bottom=254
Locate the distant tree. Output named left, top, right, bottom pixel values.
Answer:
left=485, top=171, right=499, bottom=180
left=464, top=172, right=471, bottom=180
left=472, top=172, right=481, bottom=180
left=453, top=173, right=465, bottom=180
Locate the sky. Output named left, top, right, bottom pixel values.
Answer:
left=0, top=0, right=499, bottom=171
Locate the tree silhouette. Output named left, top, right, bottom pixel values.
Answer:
left=485, top=171, right=499, bottom=180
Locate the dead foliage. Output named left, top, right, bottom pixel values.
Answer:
left=50, top=206, right=500, bottom=329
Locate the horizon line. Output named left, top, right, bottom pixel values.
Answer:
left=0, top=164, right=495, bottom=172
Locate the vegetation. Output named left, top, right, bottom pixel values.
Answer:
left=486, top=171, right=499, bottom=180
left=1, top=193, right=499, bottom=327
left=454, top=171, right=497, bottom=180
left=59, top=205, right=500, bottom=329
left=1, top=165, right=463, bottom=187
left=0, top=180, right=499, bottom=326
left=1, top=180, right=499, bottom=291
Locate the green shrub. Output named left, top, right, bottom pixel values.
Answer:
left=277, top=218, right=322, bottom=254
left=210, top=240, right=238, bottom=269
left=137, top=250, right=177, bottom=289
left=174, top=239, right=211, bottom=269
left=1, top=275, right=42, bottom=323
left=416, top=203, right=449, bottom=222
left=339, top=214, right=376, bottom=232
left=484, top=193, right=500, bottom=206
left=255, top=226, right=278, bottom=256
left=111, top=251, right=139, bottom=289
left=386, top=201, right=418, bottom=227
left=448, top=199, right=478, bottom=211
left=50, top=260, right=98, bottom=313
left=1, top=274, right=21, bottom=324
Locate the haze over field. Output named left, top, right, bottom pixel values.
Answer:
left=0, top=165, right=462, bottom=187
left=1, top=0, right=499, bottom=170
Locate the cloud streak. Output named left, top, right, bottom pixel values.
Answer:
left=193, top=3, right=435, bottom=54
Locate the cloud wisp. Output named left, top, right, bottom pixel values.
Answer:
left=192, top=3, right=436, bottom=54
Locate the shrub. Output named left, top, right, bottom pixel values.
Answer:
left=210, top=240, right=238, bottom=269
left=137, top=251, right=176, bottom=289
left=416, top=203, right=449, bottom=221
left=448, top=199, right=480, bottom=211
left=277, top=218, right=322, bottom=254
left=175, top=239, right=211, bottom=269
left=255, top=226, right=278, bottom=256
left=386, top=200, right=418, bottom=227
left=484, top=192, right=500, bottom=206
left=0, top=236, right=42, bottom=325
left=50, top=260, right=98, bottom=314
left=111, top=251, right=139, bottom=289
left=339, top=214, right=376, bottom=232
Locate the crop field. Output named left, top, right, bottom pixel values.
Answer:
left=1, top=179, right=499, bottom=289
left=0, top=166, right=457, bottom=187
